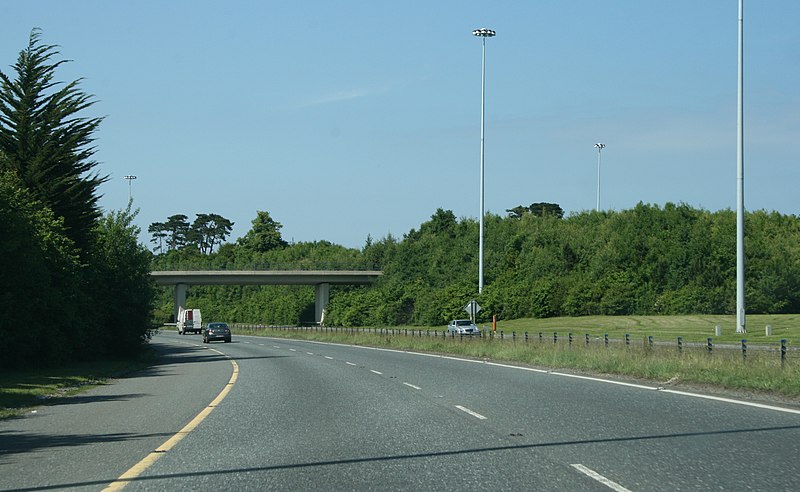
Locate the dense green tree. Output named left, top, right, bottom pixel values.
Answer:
left=148, top=221, right=168, bottom=252
left=237, top=211, right=288, bottom=253
left=163, top=214, right=190, bottom=250
left=188, top=213, right=234, bottom=254
left=87, top=203, right=156, bottom=356
left=0, top=171, right=83, bottom=367
left=0, top=29, right=107, bottom=253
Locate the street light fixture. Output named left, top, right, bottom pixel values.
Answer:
left=124, top=174, right=137, bottom=201
left=594, top=143, right=605, bottom=212
left=473, top=27, right=495, bottom=295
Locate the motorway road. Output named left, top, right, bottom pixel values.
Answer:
left=2, top=331, right=800, bottom=491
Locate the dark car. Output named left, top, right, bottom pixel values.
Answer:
left=202, top=322, right=231, bottom=343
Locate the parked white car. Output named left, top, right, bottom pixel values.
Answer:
left=447, top=319, right=481, bottom=336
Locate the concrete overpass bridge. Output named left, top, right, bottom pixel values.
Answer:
left=151, top=270, right=383, bottom=324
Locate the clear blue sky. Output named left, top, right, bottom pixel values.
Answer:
left=3, top=1, right=798, bottom=249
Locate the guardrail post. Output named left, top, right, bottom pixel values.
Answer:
left=707, top=337, right=713, bottom=354
left=781, top=339, right=787, bottom=368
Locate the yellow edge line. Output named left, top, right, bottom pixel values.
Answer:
left=103, top=348, right=239, bottom=491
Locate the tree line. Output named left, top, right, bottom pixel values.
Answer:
left=0, top=30, right=154, bottom=369
left=151, top=203, right=800, bottom=328
left=148, top=213, right=233, bottom=254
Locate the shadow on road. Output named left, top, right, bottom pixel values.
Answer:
left=8, top=423, right=800, bottom=491
left=0, top=429, right=174, bottom=462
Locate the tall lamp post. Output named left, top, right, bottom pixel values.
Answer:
left=473, top=27, right=495, bottom=294
left=736, top=0, right=746, bottom=333
left=124, top=175, right=137, bottom=201
left=594, top=143, right=605, bottom=212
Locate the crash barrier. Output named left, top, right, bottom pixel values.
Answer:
left=230, top=323, right=795, bottom=367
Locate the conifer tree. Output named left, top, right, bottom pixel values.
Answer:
left=0, top=29, right=107, bottom=253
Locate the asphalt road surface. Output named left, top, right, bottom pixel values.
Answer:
left=2, top=331, right=800, bottom=491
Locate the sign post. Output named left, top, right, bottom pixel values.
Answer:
left=464, top=300, right=482, bottom=323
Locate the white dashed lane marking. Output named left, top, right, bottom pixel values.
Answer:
left=571, top=464, right=631, bottom=492
left=403, top=382, right=421, bottom=390
left=455, top=405, right=487, bottom=420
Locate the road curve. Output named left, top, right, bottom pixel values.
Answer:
left=2, top=331, right=800, bottom=491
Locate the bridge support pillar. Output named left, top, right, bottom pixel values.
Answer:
left=174, top=283, right=187, bottom=321
left=315, top=283, right=330, bottom=324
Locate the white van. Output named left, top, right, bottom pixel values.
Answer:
left=177, top=307, right=202, bottom=335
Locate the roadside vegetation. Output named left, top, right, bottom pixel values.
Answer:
left=1, top=30, right=155, bottom=370
left=152, top=204, right=800, bottom=332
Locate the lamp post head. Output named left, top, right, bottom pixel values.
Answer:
left=472, top=28, right=496, bottom=38
left=123, top=175, right=137, bottom=180
left=594, top=143, right=605, bottom=150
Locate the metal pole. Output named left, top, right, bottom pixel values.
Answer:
left=123, top=175, right=137, bottom=202
left=736, top=0, right=746, bottom=334
left=479, top=34, right=486, bottom=294
left=595, top=143, right=605, bottom=212
left=473, top=28, right=495, bottom=294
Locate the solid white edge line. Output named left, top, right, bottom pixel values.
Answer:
left=660, top=389, right=800, bottom=415
left=571, top=464, right=631, bottom=492
left=403, top=382, right=421, bottom=390
left=234, top=334, right=800, bottom=415
left=455, top=405, right=487, bottom=420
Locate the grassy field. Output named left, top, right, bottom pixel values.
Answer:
left=489, top=314, right=800, bottom=345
